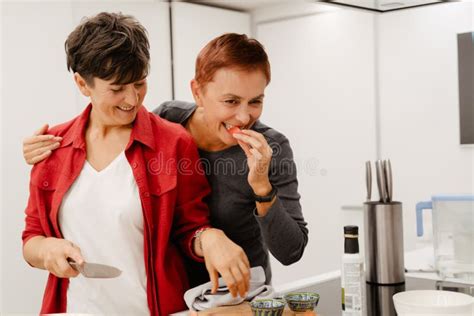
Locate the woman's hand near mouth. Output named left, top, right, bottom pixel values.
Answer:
left=233, top=130, right=276, bottom=216
left=233, top=130, right=273, bottom=183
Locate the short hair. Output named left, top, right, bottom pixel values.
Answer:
left=195, top=33, right=271, bottom=87
left=65, top=12, right=150, bottom=86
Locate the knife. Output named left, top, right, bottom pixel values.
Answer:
left=382, top=160, right=387, bottom=202
left=385, top=159, right=393, bottom=202
left=375, top=160, right=387, bottom=203
left=365, top=161, right=372, bottom=201
left=68, top=259, right=122, bottom=278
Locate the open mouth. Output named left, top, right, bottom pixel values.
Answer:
left=223, top=123, right=243, bottom=136
left=117, top=105, right=135, bottom=112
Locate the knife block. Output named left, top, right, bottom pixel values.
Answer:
left=363, top=202, right=405, bottom=284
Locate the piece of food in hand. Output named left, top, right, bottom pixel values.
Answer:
left=228, top=126, right=242, bottom=137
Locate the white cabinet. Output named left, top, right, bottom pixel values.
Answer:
left=72, top=1, right=172, bottom=111
left=256, top=9, right=377, bottom=286
left=171, top=2, right=250, bottom=101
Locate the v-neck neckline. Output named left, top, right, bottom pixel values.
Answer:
left=85, top=151, right=125, bottom=174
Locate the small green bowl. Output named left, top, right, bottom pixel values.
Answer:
left=284, top=292, right=320, bottom=312
left=250, top=298, right=285, bottom=316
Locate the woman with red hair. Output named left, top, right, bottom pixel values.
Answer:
left=23, top=32, right=308, bottom=288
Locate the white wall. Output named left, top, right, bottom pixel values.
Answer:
left=171, top=2, right=250, bottom=101
left=377, top=1, right=474, bottom=248
left=1, top=1, right=172, bottom=313
left=255, top=3, right=377, bottom=286
left=0, top=2, right=3, bottom=312
left=2, top=2, right=77, bottom=313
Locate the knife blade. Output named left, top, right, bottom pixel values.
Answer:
left=68, top=259, right=122, bottom=278
left=365, top=161, right=372, bottom=201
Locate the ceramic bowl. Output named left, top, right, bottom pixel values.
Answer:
left=284, top=292, right=320, bottom=312
left=393, top=290, right=473, bottom=315
left=250, top=298, right=285, bottom=316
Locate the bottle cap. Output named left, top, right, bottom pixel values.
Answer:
left=344, top=225, right=360, bottom=254
left=344, top=225, right=359, bottom=235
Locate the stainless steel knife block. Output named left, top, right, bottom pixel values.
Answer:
left=364, top=201, right=405, bottom=284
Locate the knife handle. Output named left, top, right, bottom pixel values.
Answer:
left=386, top=159, right=393, bottom=202
left=67, top=258, right=81, bottom=272
left=382, top=160, right=389, bottom=202
left=375, top=160, right=387, bottom=203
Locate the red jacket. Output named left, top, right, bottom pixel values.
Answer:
left=22, top=104, right=211, bottom=315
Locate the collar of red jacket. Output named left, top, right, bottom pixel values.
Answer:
left=60, top=103, right=156, bottom=151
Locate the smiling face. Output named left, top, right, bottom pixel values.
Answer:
left=75, top=73, right=148, bottom=127
left=192, top=67, right=268, bottom=147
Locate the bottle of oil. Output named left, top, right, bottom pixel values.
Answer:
left=341, top=225, right=364, bottom=316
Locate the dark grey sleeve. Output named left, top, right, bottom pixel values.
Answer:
left=254, top=137, right=309, bottom=265
left=152, top=102, right=167, bottom=116
left=152, top=101, right=171, bottom=116
left=151, top=100, right=196, bottom=124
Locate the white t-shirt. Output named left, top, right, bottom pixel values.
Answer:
left=58, top=151, right=149, bottom=315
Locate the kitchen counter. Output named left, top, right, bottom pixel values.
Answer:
left=173, top=275, right=459, bottom=316
left=173, top=247, right=473, bottom=315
